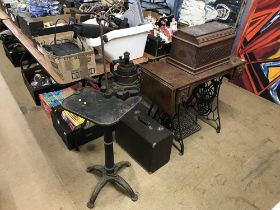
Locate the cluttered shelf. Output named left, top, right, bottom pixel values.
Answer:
left=3, top=18, right=66, bottom=84
left=2, top=14, right=150, bottom=85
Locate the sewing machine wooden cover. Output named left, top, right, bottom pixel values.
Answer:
left=167, top=22, right=235, bottom=75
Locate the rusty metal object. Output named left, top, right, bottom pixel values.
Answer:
left=167, top=22, right=235, bottom=75
left=110, top=52, right=139, bottom=86
left=140, top=56, right=245, bottom=116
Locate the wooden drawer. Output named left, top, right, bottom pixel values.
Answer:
left=141, top=68, right=177, bottom=116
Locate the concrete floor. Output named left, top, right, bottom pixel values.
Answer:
left=0, top=45, right=279, bottom=210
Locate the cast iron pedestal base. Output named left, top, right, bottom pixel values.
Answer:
left=86, top=161, right=138, bottom=208
left=86, top=126, right=138, bottom=209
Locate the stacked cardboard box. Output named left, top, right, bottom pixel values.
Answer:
left=39, top=85, right=79, bottom=117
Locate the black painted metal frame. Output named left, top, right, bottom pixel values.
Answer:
left=86, top=126, right=138, bottom=208
left=184, top=76, right=223, bottom=133
left=150, top=104, right=200, bottom=155
left=147, top=76, right=224, bottom=155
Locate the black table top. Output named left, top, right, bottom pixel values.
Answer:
left=62, top=87, right=142, bottom=126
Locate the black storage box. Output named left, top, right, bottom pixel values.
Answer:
left=21, top=64, right=73, bottom=105
left=115, top=109, right=173, bottom=173
left=2, top=35, right=27, bottom=67
left=0, top=20, right=7, bottom=32
left=145, top=35, right=171, bottom=57
left=17, top=13, right=72, bottom=38
left=68, top=7, right=91, bottom=23
left=51, top=107, right=103, bottom=150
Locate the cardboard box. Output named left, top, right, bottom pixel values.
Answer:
left=101, top=0, right=113, bottom=6
left=142, top=10, right=161, bottom=20
left=39, top=85, right=80, bottom=117
left=35, top=31, right=96, bottom=83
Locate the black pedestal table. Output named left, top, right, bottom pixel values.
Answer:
left=62, top=87, right=141, bottom=208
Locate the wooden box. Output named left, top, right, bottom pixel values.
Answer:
left=167, top=22, right=235, bottom=75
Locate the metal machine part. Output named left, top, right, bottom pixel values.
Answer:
left=100, top=52, right=141, bottom=100
left=111, top=51, right=139, bottom=86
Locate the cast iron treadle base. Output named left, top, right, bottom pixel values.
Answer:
left=86, top=161, right=138, bottom=209
left=172, top=107, right=201, bottom=140
left=185, top=77, right=223, bottom=133
left=153, top=105, right=201, bottom=155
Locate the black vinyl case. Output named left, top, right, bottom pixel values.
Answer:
left=144, top=34, right=171, bottom=57
left=116, top=109, right=173, bottom=173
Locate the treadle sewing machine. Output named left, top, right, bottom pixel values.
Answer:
left=140, top=22, right=246, bottom=155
